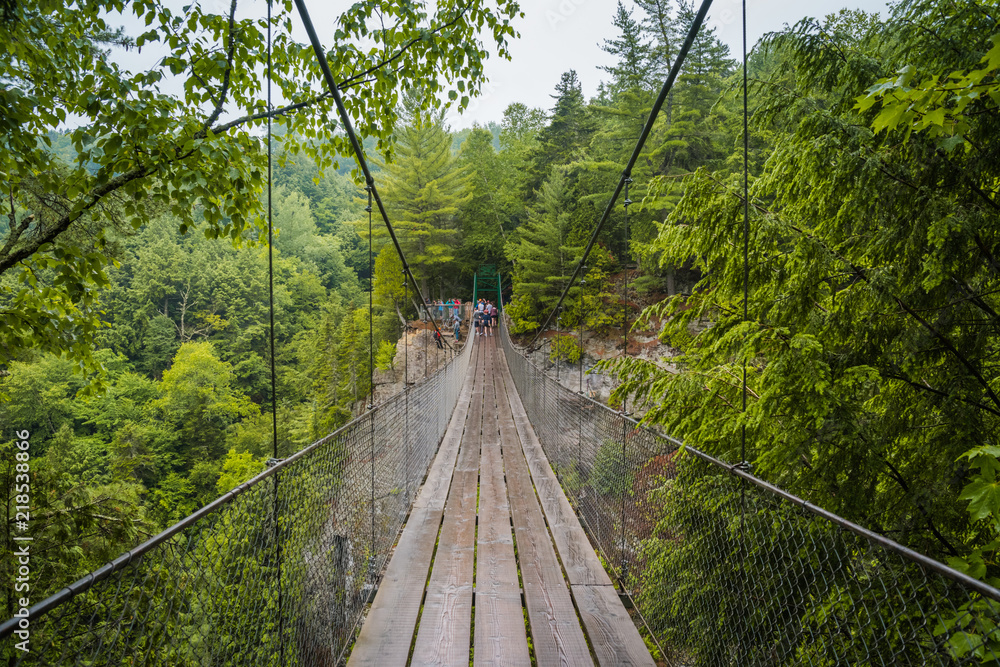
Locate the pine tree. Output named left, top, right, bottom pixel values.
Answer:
left=529, top=71, right=597, bottom=191
left=633, top=0, right=677, bottom=81
left=335, top=307, right=370, bottom=408
left=600, top=2, right=654, bottom=96
left=457, top=126, right=518, bottom=277
left=507, top=169, right=584, bottom=332
left=586, top=2, right=662, bottom=266
left=376, top=89, right=471, bottom=296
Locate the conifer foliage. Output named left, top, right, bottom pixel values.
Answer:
left=610, top=1, right=1000, bottom=578
left=376, top=89, right=471, bottom=297
left=507, top=169, right=583, bottom=332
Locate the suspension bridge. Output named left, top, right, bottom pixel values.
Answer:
left=3, top=0, right=1000, bottom=664
left=3, top=306, right=999, bottom=665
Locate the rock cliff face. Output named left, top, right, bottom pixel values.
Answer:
left=516, top=327, right=680, bottom=412
left=372, top=319, right=469, bottom=405
left=507, top=268, right=704, bottom=412
left=371, top=294, right=704, bottom=421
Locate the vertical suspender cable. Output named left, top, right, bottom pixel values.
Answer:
left=578, top=270, right=586, bottom=468
left=739, top=0, right=751, bottom=659
left=292, top=0, right=452, bottom=350
left=555, top=310, right=561, bottom=466
left=740, top=0, right=750, bottom=466
left=621, top=178, right=632, bottom=403
left=579, top=271, right=586, bottom=396
left=404, top=271, right=411, bottom=498
left=366, top=189, right=374, bottom=407
left=619, top=179, right=632, bottom=581
left=366, top=186, right=376, bottom=572
left=265, top=0, right=283, bottom=661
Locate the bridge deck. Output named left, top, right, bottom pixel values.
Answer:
left=349, top=336, right=654, bottom=666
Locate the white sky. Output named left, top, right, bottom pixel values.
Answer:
left=107, top=0, right=892, bottom=130
left=292, top=0, right=892, bottom=128
left=443, top=0, right=892, bottom=128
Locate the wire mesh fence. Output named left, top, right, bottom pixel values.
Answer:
left=0, top=335, right=473, bottom=666
left=499, top=325, right=1000, bottom=666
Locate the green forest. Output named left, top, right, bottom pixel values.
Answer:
left=3, top=0, right=1000, bottom=636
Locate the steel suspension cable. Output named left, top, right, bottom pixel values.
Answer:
left=619, top=178, right=632, bottom=579
left=366, top=185, right=376, bottom=567
left=527, top=0, right=716, bottom=350
left=404, top=270, right=411, bottom=498
left=739, top=0, right=751, bottom=660
left=265, top=1, right=283, bottom=661
left=741, top=0, right=750, bottom=467
left=292, top=0, right=452, bottom=350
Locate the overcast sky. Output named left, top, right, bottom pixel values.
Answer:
left=448, top=0, right=893, bottom=128
left=108, top=0, right=892, bottom=130
left=288, top=0, right=893, bottom=129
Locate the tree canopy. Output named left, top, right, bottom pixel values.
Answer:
left=1, top=0, right=520, bottom=379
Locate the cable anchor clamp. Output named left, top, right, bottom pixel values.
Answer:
left=266, top=457, right=284, bottom=468
left=733, top=460, right=753, bottom=474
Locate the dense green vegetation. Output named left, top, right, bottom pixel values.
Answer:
left=609, top=0, right=1000, bottom=577
left=5, top=0, right=1000, bottom=659
left=0, top=0, right=521, bottom=612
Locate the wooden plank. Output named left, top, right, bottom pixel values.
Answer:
left=473, top=584, right=529, bottom=667
left=410, top=466, right=479, bottom=665
left=495, top=343, right=612, bottom=586
left=494, top=341, right=654, bottom=667
left=476, top=441, right=511, bottom=548
left=458, top=342, right=485, bottom=474
left=349, top=334, right=480, bottom=666
left=411, top=352, right=484, bottom=667
left=572, top=585, right=656, bottom=667
left=474, top=379, right=529, bottom=667
left=521, top=444, right=612, bottom=587
left=493, top=356, right=594, bottom=667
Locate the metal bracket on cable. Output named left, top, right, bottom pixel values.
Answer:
left=266, top=457, right=284, bottom=468
left=733, top=460, right=753, bottom=474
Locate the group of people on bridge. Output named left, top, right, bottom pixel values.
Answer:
left=473, top=299, right=498, bottom=337
left=426, top=298, right=499, bottom=347
left=426, top=298, right=464, bottom=320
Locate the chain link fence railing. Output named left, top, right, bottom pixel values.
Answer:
left=0, top=336, right=472, bottom=666
left=500, top=324, right=1000, bottom=666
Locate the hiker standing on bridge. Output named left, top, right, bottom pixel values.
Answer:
left=474, top=307, right=483, bottom=337
left=486, top=301, right=495, bottom=336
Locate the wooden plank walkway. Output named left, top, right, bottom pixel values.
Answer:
left=349, top=335, right=654, bottom=667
